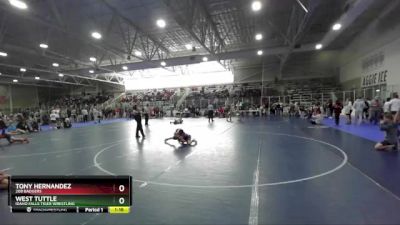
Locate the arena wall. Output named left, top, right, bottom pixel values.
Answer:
left=339, top=4, right=400, bottom=92
left=233, top=51, right=339, bottom=84
left=0, top=84, right=40, bottom=113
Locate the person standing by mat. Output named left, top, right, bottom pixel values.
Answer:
left=207, top=101, right=214, bottom=123
left=333, top=100, right=343, bottom=126
left=353, top=97, right=365, bottom=124
left=369, top=96, right=381, bottom=125
left=133, top=105, right=145, bottom=138
left=144, top=104, right=150, bottom=126
left=82, top=108, right=88, bottom=123
left=389, top=93, right=400, bottom=120
left=383, top=97, right=391, bottom=114
left=344, top=99, right=353, bottom=124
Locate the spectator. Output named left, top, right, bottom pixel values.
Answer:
left=383, top=97, right=391, bottom=113
left=310, top=110, right=323, bottom=125
left=389, top=93, right=400, bottom=122
left=207, top=102, right=214, bottom=123
left=369, top=96, right=381, bottom=125
left=82, top=108, right=88, bottom=123
left=375, top=113, right=398, bottom=151
left=353, top=97, right=365, bottom=124
left=344, top=99, right=352, bottom=124
left=144, top=104, right=150, bottom=126
left=333, top=100, right=343, bottom=126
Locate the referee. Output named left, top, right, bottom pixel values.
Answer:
left=207, top=102, right=214, bottom=123
left=133, top=106, right=145, bottom=138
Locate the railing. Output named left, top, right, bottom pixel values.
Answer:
left=261, top=86, right=400, bottom=105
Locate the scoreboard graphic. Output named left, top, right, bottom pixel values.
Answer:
left=8, top=176, right=132, bottom=214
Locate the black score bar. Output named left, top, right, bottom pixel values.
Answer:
left=11, top=206, right=130, bottom=214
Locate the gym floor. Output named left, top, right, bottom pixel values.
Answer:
left=1, top=117, right=400, bottom=225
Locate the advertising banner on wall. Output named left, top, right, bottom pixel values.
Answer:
left=361, top=70, right=388, bottom=87
left=360, top=51, right=388, bottom=87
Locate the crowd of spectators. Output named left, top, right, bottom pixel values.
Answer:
left=120, top=89, right=175, bottom=103
left=2, top=85, right=399, bottom=136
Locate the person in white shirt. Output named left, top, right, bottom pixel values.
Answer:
left=389, top=93, right=400, bottom=116
left=344, top=99, right=352, bottom=124
left=81, top=108, right=88, bottom=123
left=55, top=109, right=61, bottom=129
left=93, top=108, right=100, bottom=124
left=353, top=97, right=365, bottom=124
left=49, top=110, right=57, bottom=129
left=63, top=117, right=72, bottom=128
left=310, top=111, right=323, bottom=125
left=383, top=98, right=391, bottom=113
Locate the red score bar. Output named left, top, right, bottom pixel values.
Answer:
left=19, top=184, right=130, bottom=195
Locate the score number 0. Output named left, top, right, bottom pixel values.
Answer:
left=118, top=185, right=125, bottom=205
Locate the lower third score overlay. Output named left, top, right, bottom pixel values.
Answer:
left=8, top=176, right=132, bottom=214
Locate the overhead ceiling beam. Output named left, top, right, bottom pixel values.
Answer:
left=3, top=42, right=127, bottom=80
left=0, top=81, right=64, bottom=89
left=279, top=0, right=322, bottom=75
left=49, top=0, right=66, bottom=28
left=100, top=0, right=170, bottom=55
left=0, top=63, right=123, bottom=86
left=196, top=0, right=225, bottom=51
left=319, top=0, right=379, bottom=47
left=0, top=11, right=8, bottom=44
left=82, top=43, right=317, bottom=74
left=163, top=0, right=226, bottom=64
left=0, top=73, right=91, bottom=86
left=0, top=4, right=125, bottom=59
left=2, top=43, right=89, bottom=67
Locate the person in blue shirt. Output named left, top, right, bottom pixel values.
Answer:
left=375, top=113, right=398, bottom=151
left=0, top=120, right=29, bottom=144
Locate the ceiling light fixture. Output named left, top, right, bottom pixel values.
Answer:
left=52, top=63, right=59, bottom=67
left=251, top=1, right=262, bottom=11
left=156, top=19, right=166, bottom=28
left=296, top=0, right=308, bottom=13
left=185, top=44, right=193, bottom=50
left=332, top=23, right=342, bottom=31
left=9, top=0, right=27, bottom=10
left=202, top=57, right=208, bottom=62
left=35, top=76, right=40, bottom=80
left=255, top=33, right=263, bottom=41
left=257, top=50, right=263, bottom=55
left=315, top=43, right=323, bottom=50
left=20, top=68, right=26, bottom=72
left=13, top=79, right=18, bottom=83
left=39, top=43, right=48, bottom=49
left=134, top=51, right=142, bottom=57
left=89, top=57, right=96, bottom=62
left=0, top=51, right=7, bottom=57
left=160, top=61, right=167, bottom=67
left=122, top=66, right=128, bottom=70
left=91, top=32, right=102, bottom=39
left=58, top=73, right=64, bottom=77
left=89, top=70, right=94, bottom=74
